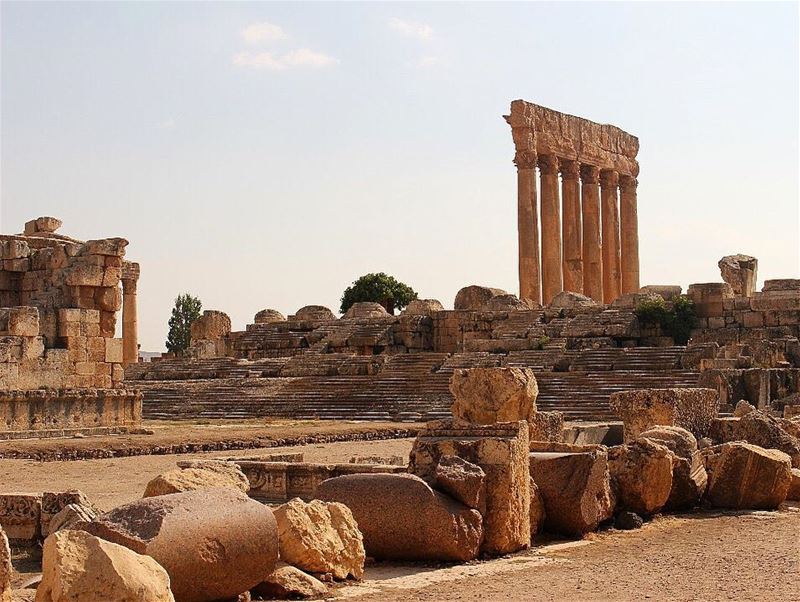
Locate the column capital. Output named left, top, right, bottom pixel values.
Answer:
left=513, top=149, right=537, bottom=170
left=537, top=154, right=559, bottom=175
left=122, top=278, right=138, bottom=294
left=579, top=164, right=600, bottom=184
left=559, top=159, right=579, bottom=180
left=619, top=174, right=638, bottom=192
left=600, top=169, right=619, bottom=188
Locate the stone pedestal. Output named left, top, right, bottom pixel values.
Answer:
left=515, top=150, right=541, bottom=304
left=600, top=170, right=621, bottom=303
left=619, top=175, right=640, bottom=294
left=409, top=419, right=531, bottom=556
left=539, top=155, right=562, bottom=304
left=580, top=165, right=603, bottom=302
left=560, top=160, right=583, bottom=294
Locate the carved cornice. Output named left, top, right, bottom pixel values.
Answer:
left=513, top=150, right=538, bottom=170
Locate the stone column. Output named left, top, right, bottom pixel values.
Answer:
left=580, top=165, right=603, bottom=302
left=619, top=175, right=640, bottom=294
left=600, top=169, right=622, bottom=303
left=514, top=150, right=541, bottom=304
left=122, top=277, right=138, bottom=365
left=538, top=154, right=562, bottom=304
left=560, top=160, right=582, bottom=294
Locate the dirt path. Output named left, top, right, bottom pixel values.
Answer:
left=341, top=508, right=800, bottom=602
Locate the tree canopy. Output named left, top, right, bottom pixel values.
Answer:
left=166, top=293, right=202, bottom=354
left=340, top=273, right=417, bottom=315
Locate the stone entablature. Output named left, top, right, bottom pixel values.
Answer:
left=0, top=388, right=142, bottom=438
left=506, top=100, right=640, bottom=305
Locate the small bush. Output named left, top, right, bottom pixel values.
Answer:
left=635, top=295, right=697, bottom=345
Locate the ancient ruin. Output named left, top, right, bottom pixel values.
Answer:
left=506, top=100, right=640, bottom=304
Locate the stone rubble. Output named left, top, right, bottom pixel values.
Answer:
left=143, top=466, right=249, bottom=497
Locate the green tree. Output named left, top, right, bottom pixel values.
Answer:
left=634, top=295, right=697, bottom=345
left=165, top=293, right=202, bottom=354
left=340, top=273, right=417, bottom=315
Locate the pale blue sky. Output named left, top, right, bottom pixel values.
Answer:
left=2, top=1, right=798, bottom=350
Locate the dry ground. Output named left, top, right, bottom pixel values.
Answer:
left=4, top=432, right=799, bottom=601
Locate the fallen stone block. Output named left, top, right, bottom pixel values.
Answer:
left=434, top=456, right=486, bottom=512
left=528, top=411, right=564, bottom=443
left=640, top=426, right=706, bottom=510
left=786, top=468, right=800, bottom=501
left=409, top=419, right=530, bottom=555
left=454, top=285, right=507, bottom=310
left=41, top=491, right=96, bottom=538
left=85, top=488, right=278, bottom=602
left=315, top=473, right=483, bottom=562
left=610, top=388, right=719, bottom=440
left=47, top=503, right=97, bottom=537
left=708, top=411, right=800, bottom=468
left=701, top=442, right=792, bottom=509
left=36, top=530, right=174, bottom=602
left=608, top=438, right=673, bottom=516
left=0, top=494, right=41, bottom=544
left=528, top=449, right=614, bottom=537
left=449, top=367, right=537, bottom=425
left=639, top=425, right=697, bottom=460
left=251, top=566, right=328, bottom=600
left=529, top=479, right=545, bottom=536
left=273, top=498, right=364, bottom=580
left=143, top=466, right=249, bottom=497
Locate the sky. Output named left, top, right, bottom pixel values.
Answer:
left=1, top=1, right=798, bottom=351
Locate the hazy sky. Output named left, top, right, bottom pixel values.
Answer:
left=2, top=1, right=798, bottom=351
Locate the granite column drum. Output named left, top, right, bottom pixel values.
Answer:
left=560, top=160, right=583, bottom=294
left=600, top=169, right=622, bottom=303
left=538, top=154, right=563, bottom=304
left=514, top=150, right=542, bottom=305
left=619, top=175, right=640, bottom=294
left=581, top=165, right=603, bottom=303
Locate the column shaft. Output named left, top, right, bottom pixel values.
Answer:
left=539, top=154, right=562, bottom=304
left=515, top=150, right=541, bottom=304
left=122, top=278, right=138, bottom=365
left=560, top=160, right=582, bottom=294
left=600, top=170, right=622, bottom=303
left=619, top=175, right=640, bottom=294
left=580, top=165, right=603, bottom=302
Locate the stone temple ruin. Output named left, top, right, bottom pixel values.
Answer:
left=0, top=217, right=141, bottom=437
left=0, top=100, right=798, bottom=602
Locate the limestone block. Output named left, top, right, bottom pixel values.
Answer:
left=95, top=286, right=121, bottom=312
left=190, top=310, right=231, bottom=341
left=687, top=283, right=734, bottom=318
left=3, top=258, right=29, bottom=272
left=608, top=439, right=673, bottom=516
left=529, top=479, right=546, bottom=536
left=273, top=498, right=365, bottom=580
left=638, top=429, right=707, bottom=510
left=254, top=309, right=286, bottom=324
left=293, top=305, right=337, bottom=322
left=454, top=285, right=507, bottom=310
left=24, top=216, right=62, bottom=234
left=609, top=388, right=719, bottom=440
left=483, top=294, right=536, bottom=311
left=85, top=488, right=278, bottom=602
left=433, top=455, right=486, bottom=511
left=36, top=530, right=174, bottom=602
left=409, top=420, right=530, bottom=555
left=701, top=442, right=792, bottom=509
left=639, top=285, right=682, bottom=301
left=708, top=411, right=800, bottom=468
left=449, top=367, right=537, bottom=425
left=315, top=473, right=483, bottom=562
left=0, top=527, right=10, bottom=602
left=104, top=338, right=123, bottom=364
left=788, top=468, right=800, bottom=501
left=6, top=307, right=38, bottom=336
left=402, top=299, right=444, bottom=316
left=639, top=425, right=697, bottom=460
left=80, top=238, right=128, bottom=257
left=2, top=240, right=30, bottom=260
left=528, top=449, right=614, bottom=537
left=47, top=503, right=97, bottom=536
left=0, top=494, right=41, bottom=543
left=528, top=411, right=564, bottom=443
left=102, top=266, right=121, bottom=287
left=718, top=254, right=758, bottom=297
left=252, top=566, right=328, bottom=600
left=343, top=302, right=389, bottom=319
left=41, top=491, right=95, bottom=537
left=143, top=467, right=249, bottom=497
left=763, top=279, right=800, bottom=292
left=65, top=263, right=104, bottom=287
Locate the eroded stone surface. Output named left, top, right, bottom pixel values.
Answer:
left=610, top=388, right=719, bottom=440
left=252, top=566, right=328, bottom=600
left=454, top=286, right=507, bottom=311
left=84, top=488, right=278, bottom=602
left=48, top=503, right=96, bottom=537
left=315, top=473, right=483, bottom=562
left=719, top=254, right=758, bottom=297
left=273, top=498, right=364, bottom=580
left=433, top=455, right=486, bottom=512
left=450, top=368, right=537, bottom=425
left=36, top=530, right=174, bottom=602
left=143, top=466, right=249, bottom=497
left=0, top=527, right=10, bottom=602
left=709, top=411, right=800, bottom=468
left=608, top=438, right=673, bottom=516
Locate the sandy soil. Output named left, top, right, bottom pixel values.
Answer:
left=5, top=435, right=799, bottom=601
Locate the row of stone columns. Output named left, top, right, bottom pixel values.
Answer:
left=515, top=152, right=639, bottom=305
